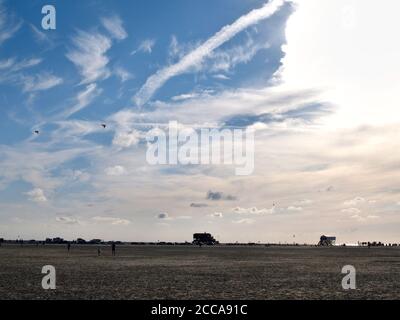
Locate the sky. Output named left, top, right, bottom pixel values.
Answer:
left=0, top=0, right=400, bottom=244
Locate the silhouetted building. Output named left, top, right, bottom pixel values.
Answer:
left=318, top=235, right=336, bottom=246
left=193, top=233, right=218, bottom=245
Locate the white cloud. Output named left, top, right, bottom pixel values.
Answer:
left=213, top=74, right=230, bottom=80
left=92, top=216, right=131, bottom=225
left=66, top=30, right=112, bottom=84
left=52, top=119, right=104, bottom=139
left=10, top=58, right=42, bottom=72
left=105, top=165, right=126, bottom=176
left=343, top=197, right=365, bottom=207
left=350, top=214, right=380, bottom=222
left=233, top=218, right=255, bottom=225
left=0, top=58, right=42, bottom=84
left=350, top=214, right=364, bottom=222
left=133, top=0, right=284, bottom=106
left=296, top=199, right=313, bottom=205
left=279, top=0, right=400, bottom=128
left=26, top=188, right=47, bottom=203
left=287, top=206, right=303, bottom=212
left=29, top=24, right=49, bottom=43
left=233, top=206, right=274, bottom=215
left=131, top=39, right=156, bottom=55
left=342, top=208, right=361, bottom=214
left=56, top=216, right=79, bottom=224
left=0, top=3, right=21, bottom=46
left=208, top=36, right=270, bottom=73
left=210, top=212, right=223, bottom=218
left=22, top=72, right=63, bottom=92
left=112, top=131, right=140, bottom=148
left=171, top=93, right=200, bottom=101
left=0, top=58, right=14, bottom=70
left=70, top=170, right=90, bottom=182
left=114, top=66, right=133, bottom=82
left=62, top=84, right=102, bottom=118
left=101, top=15, right=127, bottom=40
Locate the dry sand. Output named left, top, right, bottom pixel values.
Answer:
left=0, top=244, right=399, bottom=300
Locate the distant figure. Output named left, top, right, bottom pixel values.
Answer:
left=112, top=243, right=116, bottom=256
left=101, top=123, right=107, bottom=128
left=67, top=243, right=71, bottom=252
left=34, top=130, right=40, bottom=135
left=97, top=248, right=101, bottom=256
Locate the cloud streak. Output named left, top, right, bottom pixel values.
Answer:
left=0, top=2, right=21, bottom=46
left=133, top=0, right=285, bottom=106
left=131, top=39, right=156, bottom=55
left=61, top=84, right=102, bottom=118
left=22, top=72, right=63, bottom=93
left=66, top=30, right=112, bottom=84
left=101, top=15, right=127, bottom=40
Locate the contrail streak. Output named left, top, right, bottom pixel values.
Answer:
left=133, top=0, right=285, bottom=107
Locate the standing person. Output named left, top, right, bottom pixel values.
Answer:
left=97, top=247, right=101, bottom=256
left=111, top=243, right=116, bottom=256
left=67, top=242, right=71, bottom=252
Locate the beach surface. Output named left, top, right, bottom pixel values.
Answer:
left=1, top=244, right=399, bottom=300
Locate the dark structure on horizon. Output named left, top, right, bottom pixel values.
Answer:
left=318, top=235, right=336, bottom=246
left=193, top=233, right=218, bottom=246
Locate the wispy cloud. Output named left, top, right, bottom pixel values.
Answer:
left=92, top=216, right=131, bottom=225
left=287, top=206, right=303, bottom=212
left=66, top=30, right=112, bottom=84
left=10, top=58, right=42, bottom=72
left=343, top=197, right=365, bottom=207
left=29, top=23, right=50, bottom=43
left=105, top=165, right=126, bottom=176
left=208, top=35, right=270, bottom=74
left=114, top=66, right=133, bottom=82
left=233, top=218, right=254, bottom=225
left=0, top=58, right=42, bottom=80
left=62, top=84, right=102, bottom=118
left=21, top=72, right=63, bottom=92
left=342, top=208, right=361, bottom=214
left=112, top=131, right=140, bottom=148
left=210, top=212, right=223, bottom=218
left=56, top=216, right=79, bottom=225
left=233, top=207, right=275, bottom=215
left=133, top=0, right=284, bottom=106
left=0, top=2, right=21, bottom=46
left=213, top=74, right=230, bottom=80
left=131, top=39, right=156, bottom=55
left=101, top=15, right=127, bottom=40
left=26, top=188, right=47, bottom=203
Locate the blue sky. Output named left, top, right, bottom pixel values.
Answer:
left=1, top=0, right=400, bottom=243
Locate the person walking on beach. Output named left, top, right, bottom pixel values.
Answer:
left=111, top=243, right=116, bottom=256
left=67, top=242, right=71, bottom=252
